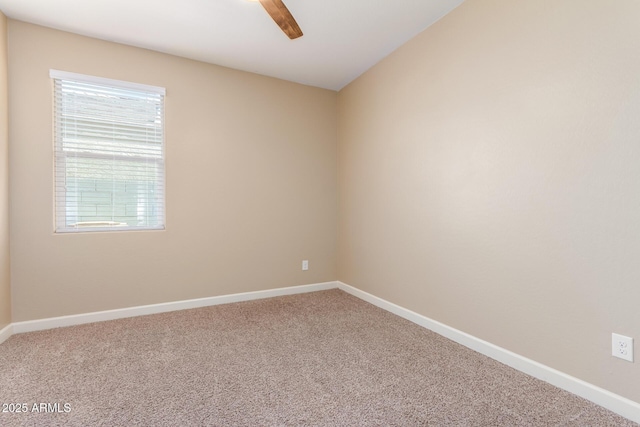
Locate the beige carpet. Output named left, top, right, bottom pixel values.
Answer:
left=0, top=289, right=636, bottom=426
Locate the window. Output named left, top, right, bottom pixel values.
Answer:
left=51, top=70, right=165, bottom=233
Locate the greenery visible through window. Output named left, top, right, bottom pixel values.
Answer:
left=51, top=70, right=165, bottom=232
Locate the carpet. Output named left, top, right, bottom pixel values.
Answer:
left=0, top=289, right=636, bottom=426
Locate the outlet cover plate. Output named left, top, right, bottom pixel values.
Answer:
left=612, top=333, right=634, bottom=362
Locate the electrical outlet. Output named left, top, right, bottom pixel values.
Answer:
left=302, top=260, right=309, bottom=271
left=612, top=333, right=634, bottom=362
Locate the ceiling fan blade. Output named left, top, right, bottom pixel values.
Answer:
left=258, top=0, right=303, bottom=40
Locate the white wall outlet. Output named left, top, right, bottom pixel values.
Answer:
left=302, top=260, right=309, bottom=271
left=612, top=333, right=634, bottom=362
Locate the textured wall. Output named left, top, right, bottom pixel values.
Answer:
left=0, top=12, right=9, bottom=330
left=337, top=0, right=640, bottom=402
left=8, top=21, right=337, bottom=322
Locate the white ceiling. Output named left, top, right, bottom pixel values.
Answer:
left=0, top=0, right=464, bottom=91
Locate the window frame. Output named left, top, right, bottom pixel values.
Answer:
left=50, top=70, right=167, bottom=234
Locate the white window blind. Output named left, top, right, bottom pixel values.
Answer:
left=51, top=70, right=166, bottom=233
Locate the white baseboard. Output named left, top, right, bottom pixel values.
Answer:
left=337, top=281, right=640, bottom=424
left=11, top=281, right=338, bottom=334
left=0, top=323, right=12, bottom=345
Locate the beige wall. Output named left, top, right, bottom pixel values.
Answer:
left=0, top=11, right=10, bottom=330
left=8, top=20, right=337, bottom=322
left=338, top=0, right=640, bottom=403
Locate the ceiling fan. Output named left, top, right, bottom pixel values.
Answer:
left=253, top=0, right=303, bottom=40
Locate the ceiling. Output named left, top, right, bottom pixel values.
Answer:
left=0, top=0, right=464, bottom=91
